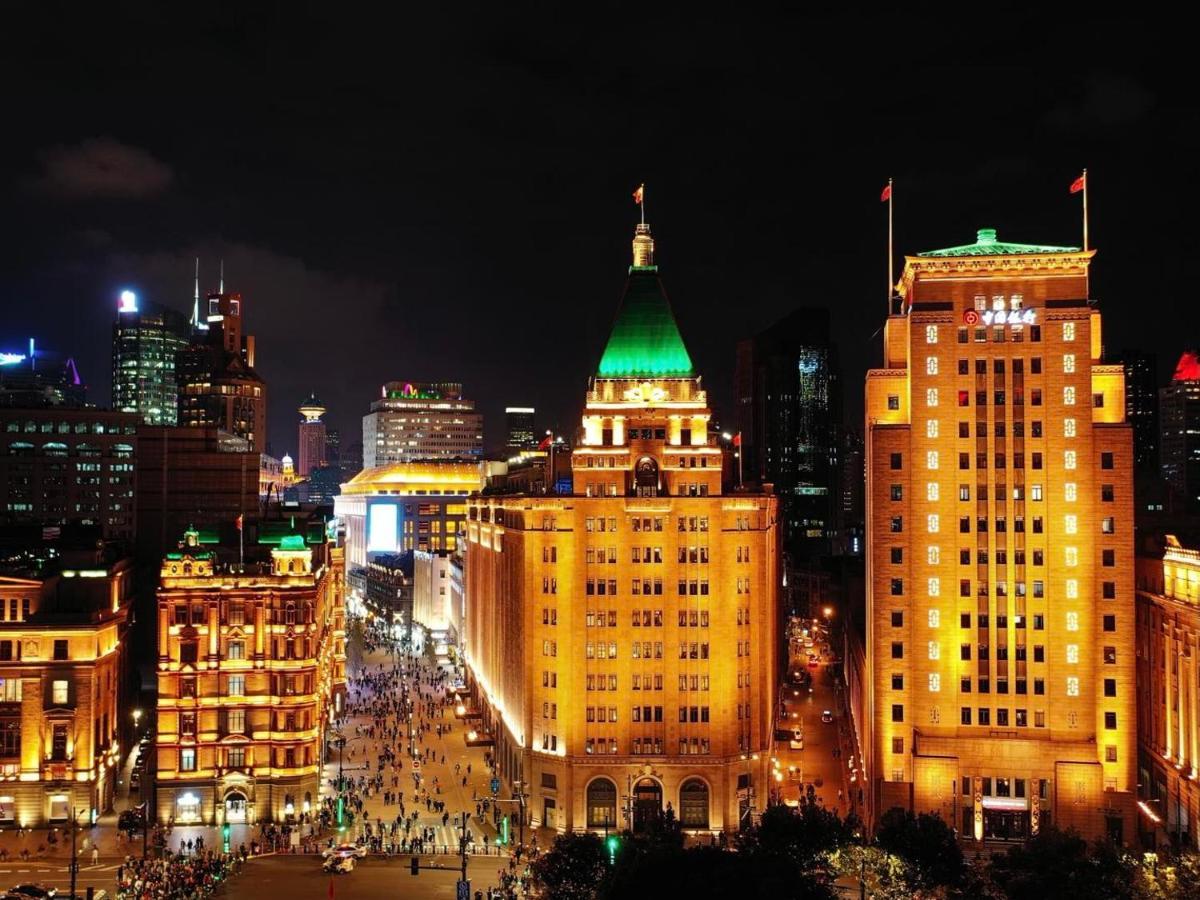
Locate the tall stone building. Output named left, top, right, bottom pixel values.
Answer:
left=154, top=521, right=346, bottom=825
left=864, top=228, right=1135, bottom=843
left=464, top=220, right=778, bottom=834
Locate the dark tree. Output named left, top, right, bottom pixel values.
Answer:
left=528, top=831, right=609, bottom=900
left=987, top=825, right=1136, bottom=900
left=874, top=806, right=964, bottom=890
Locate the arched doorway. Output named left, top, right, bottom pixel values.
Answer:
left=679, top=779, right=710, bottom=829
left=586, top=778, right=617, bottom=829
left=225, top=790, right=248, bottom=823
left=632, top=778, right=662, bottom=831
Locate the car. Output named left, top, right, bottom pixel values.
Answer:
left=8, top=885, right=58, bottom=899
left=322, top=843, right=368, bottom=859
left=118, top=809, right=146, bottom=832
left=789, top=738, right=804, bottom=750
left=807, top=658, right=819, bottom=668
left=821, top=709, right=834, bottom=723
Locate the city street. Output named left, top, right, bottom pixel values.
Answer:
left=215, top=854, right=506, bottom=899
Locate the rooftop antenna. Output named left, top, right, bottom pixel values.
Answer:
left=191, top=257, right=201, bottom=330
left=219, top=259, right=225, bottom=294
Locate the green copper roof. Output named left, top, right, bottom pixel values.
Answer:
left=919, top=228, right=1080, bottom=258
left=279, top=534, right=307, bottom=551
left=598, top=267, right=694, bottom=378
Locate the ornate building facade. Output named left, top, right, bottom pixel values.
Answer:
left=464, top=221, right=778, bottom=834
left=865, top=228, right=1136, bottom=843
left=154, top=523, right=346, bottom=825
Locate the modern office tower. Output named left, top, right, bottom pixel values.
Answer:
left=505, top=407, right=536, bottom=454
left=0, top=408, right=139, bottom=539
left=134, top=426, right=261, bottom=561
left=865, top=228, right=1135, bottom=843
left=839, top=427, right=865, bottom=556
left=1160, top=352, right=1200, bottom=512
left=362, top=382, right=483, bottom=467
left=325, top=428, right=341, bottom=467
left=463, top=220, right=778, bottom=835
left=177, top=291, right=267, bottom=452
left=1135, top=535, right=1200, bottom=851
left=154, top=520, right=346, bottom=826
left=735, top=309, right=840, bottom=557
left=1119, top=350, right=1159, bottom=474
left=0, top=339, right=87, bottom=409
left=0, top=542, right=132, bottom=827
left=297, top=393, right=327, bottom=479
left=111, top=290, right=192, bottom=425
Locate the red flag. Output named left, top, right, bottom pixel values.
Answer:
left=633, top=184, right=644, bottom=205
left=537, top=435, right=552, bottom=450
left=236, top=514, right=243, bottom=532
left=1070, top=173, right=1086, bottom=194
left=880, top=183, right=891, bottom=202
left=732, top=432, right=742, bottom=447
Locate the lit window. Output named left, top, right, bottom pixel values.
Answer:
left=1064, top=450, right=1077, bottom=470
left=925, top=325, right=938, bottom=344
left=927, top=482, right=939, bottom=501
left=1065, top=482, right=1077, bottom=502
left=51, top=680, right=68, bottom=705
left=928, top=609, right=940, bottom=628
left=1066, top=611, right=1079, bottom=631
left=1063, top=354, right=1075, bottom=373
left=1066, top=579, right=1078, bottom=599
left=1066, top=676, right=1080, bottom=696
left=1063, top=386, right=1076, bottom=405
left=928, top=577, right=940, bottom=597
left=928, top=641, right=940, bottom=660
left=1066, top=644, right=1079, bottom=664
left=927, top=514, right=939, bottom=533
left=1065, top=546, right=1078, bottom=566
left=1063, top=322, right=1076, bottom=342
left=927, top=419, right=939, bottom=438
left=926, top=356, right=939, bottom=375
left=927, top=451, right=939, bottom=470
left=926, top=388, right=938, bottom=407
left=1064, top=515, right=1077, bottom=534
left=929, top=673, right=941, bottom=692
left=1031, top=484, right=1043, bottom=501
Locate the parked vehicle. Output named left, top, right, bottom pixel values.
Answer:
left=323, top=855, right=356, bottom=874
left=322, top=843, right=367, bottom=860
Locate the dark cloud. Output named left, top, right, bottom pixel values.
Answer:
left=34, top=137, right=173, bottom=198
left=1044, top=73, right=1155, bottom=134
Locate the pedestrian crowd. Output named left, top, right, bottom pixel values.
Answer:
left=115, top=848, right=242, bottom=899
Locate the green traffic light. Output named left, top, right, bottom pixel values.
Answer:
left=606, top=835, right=619, bottom=864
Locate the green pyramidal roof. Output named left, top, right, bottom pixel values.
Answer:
left=919, top=228, right=1080, bottom=258
left=598, top=267, right=695, bottom=378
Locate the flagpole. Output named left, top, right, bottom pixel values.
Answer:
left=887, top=177, right=894, bottom=313
left=1082, top=167, right=1089, bottom=252
left=641, top=184, right=646, bottom=226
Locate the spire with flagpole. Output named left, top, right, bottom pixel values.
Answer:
left=219, top=258, right=225, bottom=294
left=191, top=257, right=202, bottom=331
left=881, top=178, right=894, bottom=312
left=1070, top=169, right=1088, bottom=251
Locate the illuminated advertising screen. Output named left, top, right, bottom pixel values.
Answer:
left=367, top=502, right=399, bottom=552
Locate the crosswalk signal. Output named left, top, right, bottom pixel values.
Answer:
left=410, top=855, right=419, bottom=876
left=337, top=796, right=345, bottom=831
left=221, top=822, right=231, bottom=852
left=500, top=815, right=509, bottom=846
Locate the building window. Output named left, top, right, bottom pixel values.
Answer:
left=181, top=748, right=197, bottom=772
left=892, top=704, right=904, bottom=723
left=1101, top=452, right=1114, bottom=469
left=890, top=484, right=903, bottom=501
left=1066, top=677, right=1079, bottom=697
left=926, top=325, right=938, bottom=344
left=929, top=673, right=940, bottom=692
left=1104, top=711, right=1117, bottom=730
left=52, top=640, right=68, bottom=661
left=890, top=453, right=902, bottom=470
left=891, top=642, right=903, bottom=659
left=51, top=680, right=68, bottom=705
left=1063, top=322, right=1076, bottom=341
left=926, top=388, right=938, bottom=407
left=888, top=395, right=900, bottom=410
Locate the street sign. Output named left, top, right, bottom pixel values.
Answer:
left=413, top=758, right=422, bottom=771
left=456, top=879, right=471, bottom=900
left=490, top=777, right=500, bottom=795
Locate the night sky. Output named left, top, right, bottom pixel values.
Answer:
left=1, top=9, right=1193, bottom=459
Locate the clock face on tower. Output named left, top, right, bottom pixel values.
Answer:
left=635, top=455, right=659, bottom=487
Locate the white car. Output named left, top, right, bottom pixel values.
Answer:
left=323, top=843, right=368, bottom=859
left=821, top=709, right=834, bottom=724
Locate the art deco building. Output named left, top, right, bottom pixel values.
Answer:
left=362, top=382, right=483, bottom=467
left=865, top=228, right=1136, bottom=843
left=111, top=291, right=192, bottom=426
left=464, top=221, right=778, bottom=834
left=1135, top=536, right=1200, bottom=851
left=154, top=522, right=346, bottom=826
left=297, top=394, right=327, bottom=479
left=0, top=546, right=132, bottom=827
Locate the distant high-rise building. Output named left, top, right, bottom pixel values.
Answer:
left=297, top=393, right=327, bottom=478
left=325, top=428, right=341, bottom=467
left=504, top=407, right=536, bottom=454
left=838, top=426, right=864, bottom=556
left=1160, top=351, right=1200, bottom=511
left=177, top=290, right=267, bottom=452
left=865, top=227, right=1135, bottom=842
left=362, top=382, right=482, bottom=467
left=111, top=290, right=191, bottom=425
left=735, top=308, right=840, bottom=557
left=1120, top=349, right=1159, bottom=473
left=0, top=339, right=86, bottom=408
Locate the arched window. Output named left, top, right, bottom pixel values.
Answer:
left=42, top=442, right=67, bottom=457
left=8, top=442, right=34, bottom=456
left=679, top=779, right=709, bottom=828
left=586, top=778, right=617, bottom=828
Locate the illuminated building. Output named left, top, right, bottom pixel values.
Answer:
left=505, top=407, right=536, bottom=453
left=1135, top=536, right=1200, bottom=850
left=362, top=382, right=483, bottom=467
left=1119, top=350, right=1159, bottom=476
left=865, top=228, right=1135, bottom=843
left=1160, top=352, right=1200, bottom=512
left=111, top=290, right=191, bottom=425
left=464, top=220, right=778, bottom=834
left=177, top=291, right=267, bottom=453
left=298, top=394, right=327, bottom=479
left=0, top=546, right=132, bottom=827
left=0, top=340, right=86, bottom=409
left=154, top=521, right=346, bottom=825
left=281, top=453, right=296, bottom=486
left=0, top=408, right=138, bottom=539
left=735, top=308, right=840, bottom=557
